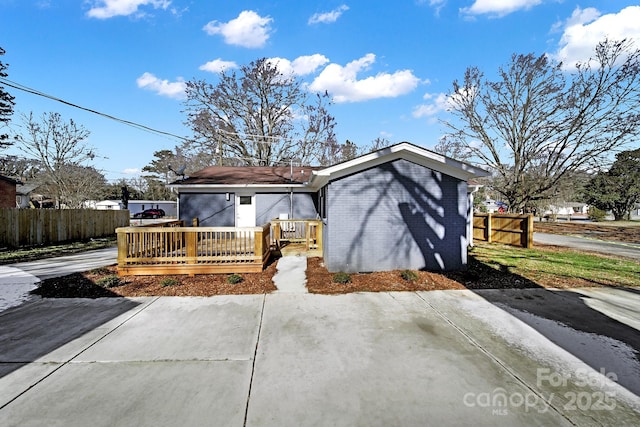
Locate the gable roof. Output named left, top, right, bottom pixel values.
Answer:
left=169, top=142, right=488, bottom=191
left=307, top=142, right=488, bottom=189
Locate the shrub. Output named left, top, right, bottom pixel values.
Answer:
left=400, top=270, right=419, bottom=282
left=96, top=275, right=121, bottom=288
left=227, top=274, right=244, bottom=284
left=89, top=267, right=111, bottom=275
left=160, top=278, right=180, bottom=287
left=588, top=206, right=607, bottom=222
left=332, top=272, right=351, bottom=284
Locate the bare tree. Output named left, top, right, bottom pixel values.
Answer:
left=443, top=39, right=640, bottom=212
left=184, top=58, right=337, bottom=167
left=0, top=47, right=15, bottom=149
left=15, top=112, right=97, bottom=207
left=33, top=165, right=107, bottom=208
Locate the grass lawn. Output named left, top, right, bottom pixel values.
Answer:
left=0, top=237, right=117, bottom=265
left=469, top=242, right=640, bottom=289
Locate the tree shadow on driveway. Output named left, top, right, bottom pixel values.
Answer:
left=0, top=297, right=140, bottom=380
left=446, top=256, right=640, bottom=396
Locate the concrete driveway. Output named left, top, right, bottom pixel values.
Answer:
left=1, top=289, right=639, bottom=426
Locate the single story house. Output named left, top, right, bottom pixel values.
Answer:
left=0, top=175, right=19, bottom=208
left=94, top=200, right=125, bottom=210
left=168, top=142, right=489, bottom=272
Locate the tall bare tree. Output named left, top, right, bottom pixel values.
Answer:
left=442, top=39, right=640, bottom=212
left=0, top=47, right=15, bottom=149
left=15, top=112, right=97, bottom=207
left=184, top=58, right=337, bottom=167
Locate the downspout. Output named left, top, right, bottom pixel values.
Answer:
left=468, top=184, right=480, bottom=247
left=290, top=159, right=294, bottom=219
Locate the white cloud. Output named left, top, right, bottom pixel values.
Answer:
left=87, top=0, right=170, bottom=19
left=203, top=10, right=272, bottom=48
left=267, top=54, right=330, bottom=76
left=553, top=6, right=640, bottom=69
left=122, top=168, right=141, bottom=175
left=199, top=59, right=238, bottom=73
left=309, top=54, right=420, bottom=103
left=461, top=0, right=542, bottom=18
left=308, top=5, right=349, bottom=25
left=136, top=72, right=186, bottom=99
left=412, top=92, right=449, bottom=118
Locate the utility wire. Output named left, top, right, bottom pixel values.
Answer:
left=0, top=78, right=333, bottom=147
left=0, top=77, right=190, bottom=142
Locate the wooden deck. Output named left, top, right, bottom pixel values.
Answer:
left=116, top=224, right=271, bottom=276
left=116, top=219, right=323, bottom=276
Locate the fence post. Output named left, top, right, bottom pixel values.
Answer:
left=486, top=213, right=492, bottom=243
left=525, top=214, right=534, bottom=248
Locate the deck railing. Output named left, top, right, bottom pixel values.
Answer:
left=270, top=219, right=323, bottom=253
left=116, top=223, right=271, bottom=276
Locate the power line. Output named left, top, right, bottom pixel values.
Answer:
left=0, top=77, right=190, bottom=142
left=0, top=77, right=304, bottom=145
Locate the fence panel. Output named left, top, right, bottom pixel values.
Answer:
left=473, top=213, right=534, bottom=248
left=0, top=209, right=130, bottom=248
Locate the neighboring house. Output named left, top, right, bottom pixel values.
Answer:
left=15, top=183, right=39, bottom=208
left=169, top=142, right=489, bottom=272
left=0, top=175, right=19, bottom=208
left=94, top=200, right=124, bottom=210
left=546, top=202, right=589, bottom=217
left=128, top=200, right=177, bottom=217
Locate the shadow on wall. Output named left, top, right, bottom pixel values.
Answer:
left=389, top=163, right=467, bottom=271
left=342, top=161, right=466, bottom=271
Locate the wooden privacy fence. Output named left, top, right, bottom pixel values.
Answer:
left=473, top=213, right=534, bottom=248
left=116, top=223, right=271, bottom=276
left=0, top=208, right=130, bottom=248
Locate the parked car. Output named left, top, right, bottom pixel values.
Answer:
left=133, top=208, right=165, bottom=219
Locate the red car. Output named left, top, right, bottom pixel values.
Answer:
left=133, top=208, right=165, bottom=219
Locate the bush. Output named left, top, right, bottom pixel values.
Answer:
left=160, top=278, right=180, bottom=287
left=89, top=267, right=111, bottom=275
left=227, top=274, right=244, bottom=284
left=332, top=272, right=351, bottom=284
left=96, top=275, right=121, bottom=288
left=400, top=270, right=419, bottom=282
left=588, top=206, right=607, bottom=222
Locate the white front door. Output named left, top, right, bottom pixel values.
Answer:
left=235, top=194, right=256, bottom=227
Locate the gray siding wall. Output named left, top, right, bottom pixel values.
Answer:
left=179, top=193, right=235, bottom=226
left=325, top=159, right=469, bottom=272
left=180, top=192, right=318, bottom=227
left=256, top=192, right=318, bottom=225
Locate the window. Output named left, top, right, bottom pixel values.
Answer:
left=239, top=196, right=252, bottom=205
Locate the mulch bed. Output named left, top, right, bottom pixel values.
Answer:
left=31, top=222, right=639, bottom=298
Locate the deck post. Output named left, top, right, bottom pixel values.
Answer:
left=486, top=213, right=492, bottom=243
left=116, top=227, right=128, bottom=267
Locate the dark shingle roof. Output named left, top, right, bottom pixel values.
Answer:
left=174, top=166, right=322, bottom=185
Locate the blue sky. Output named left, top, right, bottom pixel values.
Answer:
left=1, top=0, right=640, bottom=181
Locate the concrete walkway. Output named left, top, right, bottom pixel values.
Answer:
left=272, top=255, right=308, bottom=293
left=1, top=290, right=639, bottom=426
